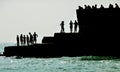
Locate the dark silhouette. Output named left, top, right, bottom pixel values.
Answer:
left=20, top=34, right=24, bottom=46
left=26, top=35, right=30, bottom=46
left=115, top=3, right=119, bottom=8
left=42, top=37, right=54, bottom=44
left=29, top=32, right=33, bottom=45
left=84, top=5, right=88, bottom=9
left=95, top=4, right=97, bottom=8
left=87, top=5, right=91, bottom=9
left=109, top=4, right=114, bottom=9
left=33, top=32, right=38, bottom=44
left=23, top=35, right=26, bottom=45
left=74, top=20, right=78, bottom=33
left=69, top=20, right=73, bottom=33
left=78, top=6, right=83, bottom=10
left=60, top=21, right=65, bottom=33
left=92, top=5, right=95, bottom=9
left=100, top=5, right=104, bottom=9
left=16, top=35, right=19, bottom=46
left=76, top=3, right=120, bottom=53
left=92, top=4, right=97, bottom=9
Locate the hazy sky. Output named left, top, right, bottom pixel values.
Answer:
left=0, top=0, right=120, bottom=43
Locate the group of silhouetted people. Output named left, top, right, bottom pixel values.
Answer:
left=60, top=20, right=78, bottom=33
left=78, top=3, right=119, bottom=10
left=16, top=32, right=38, bottom=46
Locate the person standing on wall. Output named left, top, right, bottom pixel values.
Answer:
left=16, top=35, right=19, bottom=46
left=74, top=20, right=78, bottom=33
left=23, top=35, right=26, bottom=45
left=20, top=34, right=24, bottom=46
left=29, top=32, right=33, bottom=45
left=69, top=20, right=73, bottom=33
left=33, top=32, right=38, bottom=44
left=26, top=35, right=30, bottom=46
left=60, top=21, right=65, bottom=33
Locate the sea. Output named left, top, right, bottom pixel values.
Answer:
left=0, top=43, right=120, bottom=72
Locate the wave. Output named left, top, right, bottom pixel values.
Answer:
left=80, top=56, right=120, bottom=60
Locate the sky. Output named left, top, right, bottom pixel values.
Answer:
left=0, top=0, right=120, bottom=43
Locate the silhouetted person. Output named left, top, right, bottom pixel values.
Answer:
left=92, top=4, right=97, bottom=9
left=29, top=32, right=33, bottom=45
left=95, top=4, right=97, bottom=8
left=26, top=35, right=29, bottom=46
left=74, top=20, right=78, bottom=33
left=109, top=4, right=113, bottom=9
left=69, top=20, right=73, bottom=33
left=23, top=35, right=26, bottom=45
left=87, top=5, right=91, bottom=9
left=79, top=6, right=83, bottom=10
left=60, top=21, right=65, bottom=33
left=84, top=5, right=88, bottom=9
left=100, top=5, right=104, bottom=9
left=33, top=32, right=38, bottom=44
left=16, top=35, right=19, bottom=46
left=20, top=34, right=24, bottom=46
left=92, top=5, right=95, bottom=9
left=115, top=3, right=119, bottom=8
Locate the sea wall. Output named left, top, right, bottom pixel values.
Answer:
left=3, top=33, right=120, bottom=57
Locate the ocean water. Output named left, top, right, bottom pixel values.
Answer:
left=0, top=43, right=15, bottom=53
left=1, top=44, right=120, bottom=72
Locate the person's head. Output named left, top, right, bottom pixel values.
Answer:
left=62, top=21, right=64, bottom=23
left=29, top=32, right=31, bottom=35
left=70, top=20, right=72, bottom=23
left=34, top=32, right=36, bottom=34
left=100, top=5, right=104, bottom=9
left=27, top=35, right=29, bottom=38
left=115, top=3, right=118, bottom=6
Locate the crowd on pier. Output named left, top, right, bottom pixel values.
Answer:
left=78, top=3, right=119, bottom=10
left=16, top=32, right=38, bottom=46
left=60, top=20, right=79, bottom=33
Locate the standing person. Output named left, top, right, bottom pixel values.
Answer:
left=74, top=20, right=78, bottom=33
left=26, top=35, right=30, bottom=46
left=23, top=35, right=26, bottom=45
left=16, top=35, right=19, bottom=46
left=20, top=34, right=24, bottom=46
left=33, top=32, right=38, bottom=44
left=69, top=20, right=73, bottom=33
left=29, top=32, right=33, bottom=45
left=60, top=21, right=65, bottom=33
